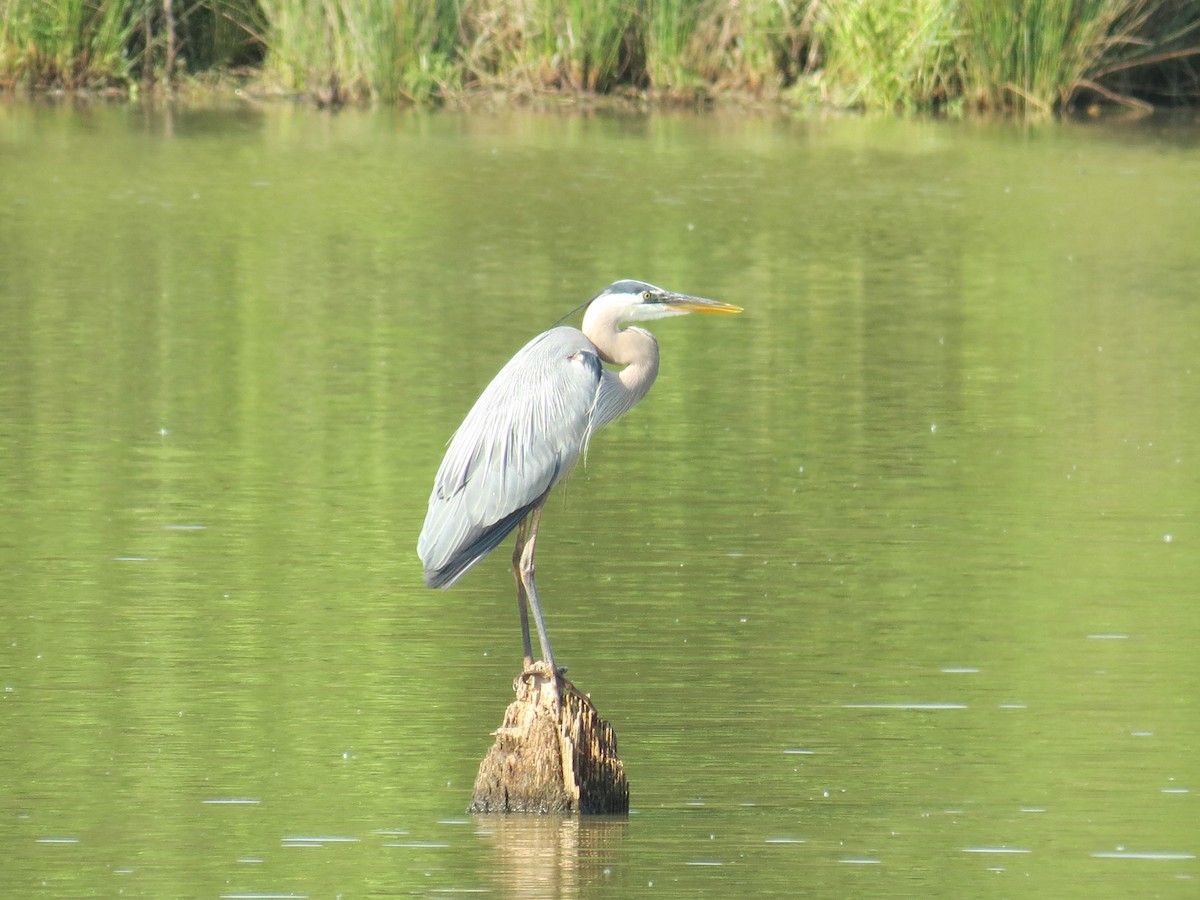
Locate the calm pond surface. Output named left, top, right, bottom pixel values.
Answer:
left=2, top=100, right=1199, bottom=897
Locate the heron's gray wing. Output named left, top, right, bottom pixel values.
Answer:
left=418, top=327, right=603, bottom=588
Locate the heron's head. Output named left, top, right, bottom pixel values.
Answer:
left=585, top=279, right=743, bottom=326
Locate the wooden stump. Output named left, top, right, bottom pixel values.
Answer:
left=469, top=662, right=629, bottom=815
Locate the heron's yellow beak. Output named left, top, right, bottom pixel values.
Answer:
left=669, top=296, right=744, bottom=315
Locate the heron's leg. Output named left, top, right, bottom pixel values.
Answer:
left=511, top=516, right=535, bottom=668
left=517, top=501, right=557, bottom=675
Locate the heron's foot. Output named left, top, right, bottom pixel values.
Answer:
left=522, top=659, right=567, bottom=679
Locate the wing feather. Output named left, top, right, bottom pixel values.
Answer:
left=418, top=327, right=603, bottom=588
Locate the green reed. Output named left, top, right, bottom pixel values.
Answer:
left=681, top=0, right=811, bottom=95
left=1, top=0, right=1197, bottom=111
left=815, top=0, right=962, bottom=110
left=814, top=0, right=1200, bottom=111
left=0, top=0, right=137, bottom=87
left=257, top=0, right=429, bottom=103
left=643, top=0, right=700, bottom=92
left=0, top=0, right=263, bottom=89
left=959, top=0, right=1135, bottom=111
left=455, top=0, right=639, bottom=94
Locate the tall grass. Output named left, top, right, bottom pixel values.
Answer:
left=453, top=0, right=811, bottom=98
left=0, top=0, right=263, bottom=90
left=256, top=0, right=413, bottom=102
left=958, top=0, right=1200, bottom=111
left=683, top=0, right=813, bottom=95
left=397, top=0, right=463, bottom=101
left=0, top=0, right=139, bottom=88
left=1113, top=0, right=1200, bottom=105
left=1, top=0, right=1198, bottom=111
left=643, top=0, right=700, bottom=92
left=810, top=0, right=1200, bottom=112
left=453, top=0, right=639, bottom=94
left=815, top=0, right=962, bottom=109
left=961, top=0, right=1129, bottom=110
left=558, top=0, right=639, bottom=91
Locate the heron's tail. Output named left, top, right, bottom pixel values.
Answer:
left=419, top=501, right=535, bottom=589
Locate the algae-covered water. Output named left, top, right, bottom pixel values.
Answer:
left=2, top=102, right=1198, bottom=897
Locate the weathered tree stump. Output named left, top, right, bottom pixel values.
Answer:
left=469, top=662, right=629, bottom=815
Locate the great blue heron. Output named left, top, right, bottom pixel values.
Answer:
left=417, top=279, right=742, bottom=674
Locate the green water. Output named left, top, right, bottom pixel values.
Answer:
left=2, top=101, right=1198, bottom=897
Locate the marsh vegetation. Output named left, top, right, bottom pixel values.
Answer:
left=2, top=0, right=1198, bottom=112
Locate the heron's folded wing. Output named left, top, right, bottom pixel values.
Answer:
left=418, top=328, right=602, bottom=587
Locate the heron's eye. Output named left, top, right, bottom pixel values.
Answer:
left=642, top=291, right=653, bottom=301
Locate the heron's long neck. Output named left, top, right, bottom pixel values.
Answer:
left=583, top=306, right=660, bottom=431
